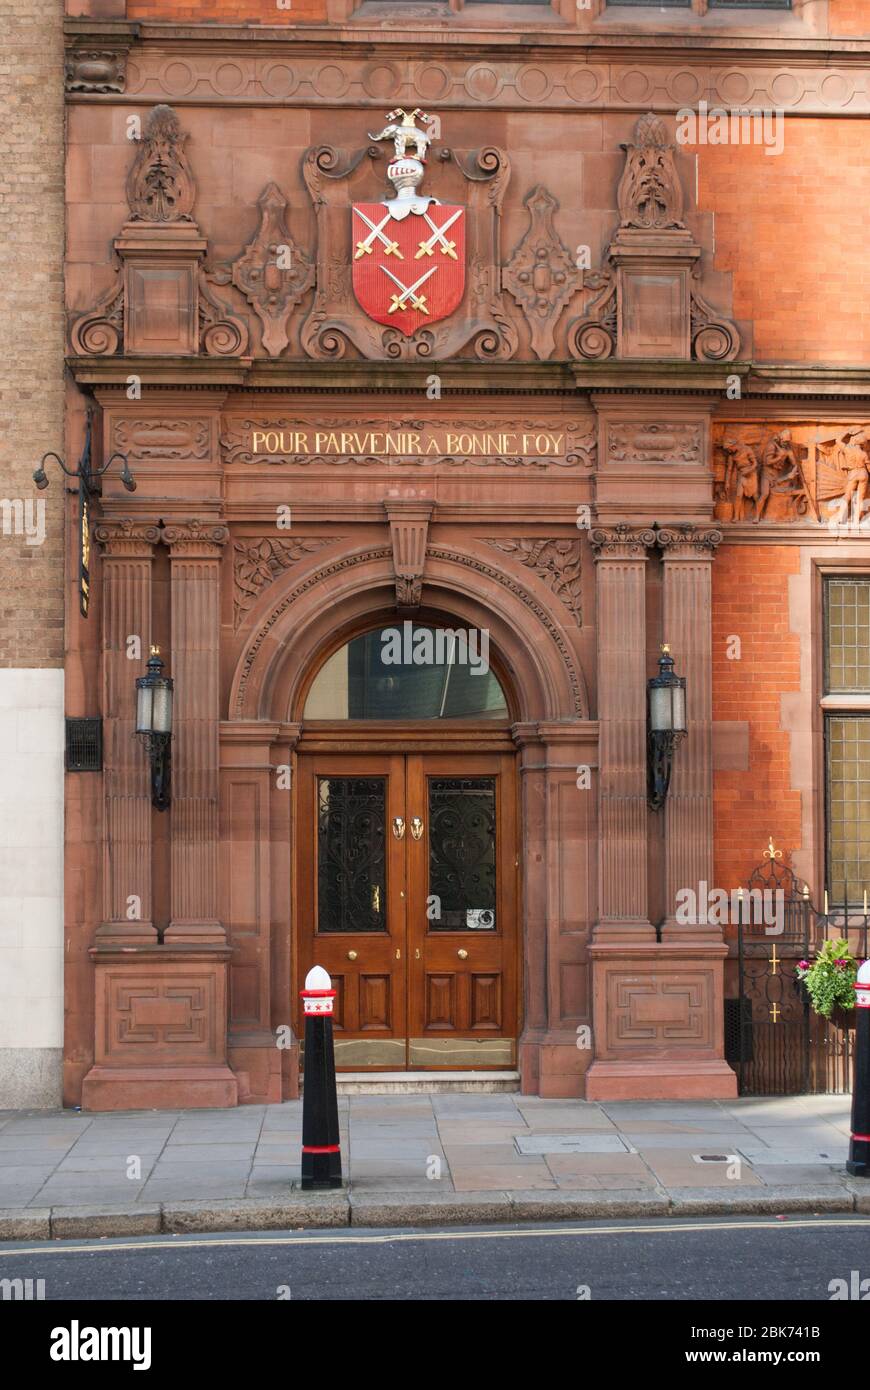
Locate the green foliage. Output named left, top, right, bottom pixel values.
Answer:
left=794, top=938, right=857, bottom=1019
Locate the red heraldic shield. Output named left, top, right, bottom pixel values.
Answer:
left=352, top=203, right=466, bottom=336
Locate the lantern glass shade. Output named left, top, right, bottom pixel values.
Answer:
left=152, top=684, right=173, bottom=735
left=671, top=682, right=687, bottom=734
left=649, top=684, right=673, bottom=733
left=136, top=682, right=154, bottom=735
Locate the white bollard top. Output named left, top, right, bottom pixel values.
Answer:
left=305, top=965, right=332, bottom=991
left=857, top=960, right=870, bottom=985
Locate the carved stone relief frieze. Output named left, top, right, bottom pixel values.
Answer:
left=113, top=53, right=870, bottom=120
left=503, top=186, right=584, bottom=361
left=233, top=537, right=336, bottom=629
left=713, top=423, right=869, bottom=525
left=486, top=539, right=582, bottom=624
left=608, top=420, right=703, bottom=466
left=111, top=417, right=210, bottom=462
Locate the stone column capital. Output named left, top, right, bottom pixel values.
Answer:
left=656, top=524, right=723, bottom=558
left=590, top=524, right=657, bottom=560
left=161, top=519, right=229, bottom=556
left=94, top=518, right=161, bottom=558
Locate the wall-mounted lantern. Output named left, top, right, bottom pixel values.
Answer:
left=135, top=646, right=173, bottom=811
left=647, top=644, right=687, bottom=811
left=33, top=410, right=135, bottom=618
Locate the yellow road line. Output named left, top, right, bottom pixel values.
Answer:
left=1, top=1217, right=867, bottom=1259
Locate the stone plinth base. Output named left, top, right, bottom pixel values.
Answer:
left=229, top=1034, right=292, bottom=1104
left=82, top=1065, right=238, bottom=1111
left=519, top=1030, right=589, bottom=1098
left=587, top=937, right=737, bottom=1102
left=83, top=943, right=236, bottom=1111
left=585, top=1059, right=737, bottom=1101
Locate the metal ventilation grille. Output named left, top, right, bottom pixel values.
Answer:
left=65, top=717, right=102, bottom=772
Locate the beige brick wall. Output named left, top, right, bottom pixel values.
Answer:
left=0, top=1, right=65, bottom=1106
left=0, top=0, right=65, bottom=670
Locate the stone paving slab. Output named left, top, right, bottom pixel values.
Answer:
left=0, top=1094, right=865, bottom=1238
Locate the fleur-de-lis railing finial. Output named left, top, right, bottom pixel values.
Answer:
left=764, top=837, right=783, bottom=862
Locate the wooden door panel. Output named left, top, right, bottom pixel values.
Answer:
left=470, top=973, right=502, bottom=1031
left=296, top=754, right=406, bottom=1067
left=407, top=753, right=518, bottom=1067
left=425, top=973, right=457, bottom=1031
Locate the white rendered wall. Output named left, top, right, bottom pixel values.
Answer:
left=0, top=669, right=64, bottom=1107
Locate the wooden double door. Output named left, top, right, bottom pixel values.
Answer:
left=296, top=751, right=518, bottom=1069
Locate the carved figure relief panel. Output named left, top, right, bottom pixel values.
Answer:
left=712, top=423, right=870, bottom=525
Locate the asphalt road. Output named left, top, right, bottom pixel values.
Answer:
left=1, top=1216, right=869, bottom=1301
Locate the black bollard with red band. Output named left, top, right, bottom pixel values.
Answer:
left=846, top=959, right=870, bottom=1179
left=300, top=965, right=342, bottom=1190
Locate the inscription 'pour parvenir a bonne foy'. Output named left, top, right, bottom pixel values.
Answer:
left=249, top=428, right=566, bottom=457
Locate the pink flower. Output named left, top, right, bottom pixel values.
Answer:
left=797, top=960, right=809, bottom=970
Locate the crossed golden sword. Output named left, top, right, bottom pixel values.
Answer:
left=415, top=209, right=462, bottom=261
left=353, top=206, right=401, bottom=260
left=379, top=263, right=438, bottom=315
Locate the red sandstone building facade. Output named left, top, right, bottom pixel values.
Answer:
left=48, top=0, right=870, bottom=1110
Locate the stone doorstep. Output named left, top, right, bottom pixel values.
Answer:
left=0, top=1180, right=867, bottom=1242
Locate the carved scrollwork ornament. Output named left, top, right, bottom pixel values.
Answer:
left=198, top=272, right=250, bottom=358
left=590, top=524, right=657, bottom=559
left=656, top=524, right=723, bottom=556
left=70, top=282, right=124, bottom=356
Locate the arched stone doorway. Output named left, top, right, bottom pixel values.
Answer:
left=223, top=548, right=597, bottom=1100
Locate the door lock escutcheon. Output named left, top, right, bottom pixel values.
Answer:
left=347, top=950, right=358, bottom=961
left=458, top=949, right=468, bottom=959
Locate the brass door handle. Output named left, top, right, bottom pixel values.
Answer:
left=347, top=950, right=357, bottom=961
left=458, top=949, right=468, bottom=959
left=410, top=816, right=424, bottom=840
left=392, top=817, right=405, bottom=840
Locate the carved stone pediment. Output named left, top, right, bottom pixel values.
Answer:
left=301, top=143, right=516, bottom=363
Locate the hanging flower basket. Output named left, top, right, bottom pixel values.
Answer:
left=795, top=939, right=858, bottom=1021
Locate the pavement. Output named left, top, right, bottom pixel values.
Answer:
left=0, top=1092, right=867, bottom=1240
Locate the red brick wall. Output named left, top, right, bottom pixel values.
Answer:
left=828, top=0, right=868, bottom=35
left=712, top=544, right=803, bottom=892
left=692, top=121, right=870, bottom=365
left=127, top=0, right=327, bottom=20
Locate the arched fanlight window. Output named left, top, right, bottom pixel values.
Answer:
left=304, top=623, right=509, bottom=720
